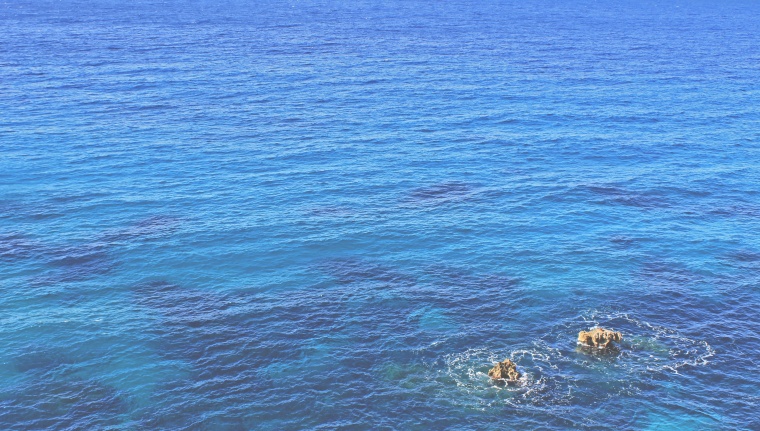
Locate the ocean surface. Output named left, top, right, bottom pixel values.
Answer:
left=2, top=0, right=760, bottom=429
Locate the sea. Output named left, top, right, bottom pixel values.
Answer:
left=1, top=0, right=759, bottom=429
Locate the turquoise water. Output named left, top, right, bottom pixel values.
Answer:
left=2, top=0, right=760, bottom=429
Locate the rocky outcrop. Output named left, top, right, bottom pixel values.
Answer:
left=488, top=359, right=521, bottom=382
left=577, top=328, right=622, bottom=349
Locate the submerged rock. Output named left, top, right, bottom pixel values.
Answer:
left=577, top=328, right=623, bottom=349
left=488, top=359, right=521, bottom=382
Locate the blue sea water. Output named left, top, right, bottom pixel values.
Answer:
left=2, top=0, right=760, bottom=429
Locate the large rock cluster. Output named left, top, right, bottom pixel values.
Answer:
left=577, top=327, right=623, bottom=349
left=488, top=359, right=521, bottom=382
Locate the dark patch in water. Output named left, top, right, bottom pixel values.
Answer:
left=28, top=211, right=65, bottom=220
left=12, top=347, right=72, bottom=374
left=138, top=399, right=251, bottom=431
left=0, top=197, right=63, bottom=221
left=48, top=193, right=109, bottom=204
left=101, top=215, right=181, bottom=243
left=15, top=215, right=178, bottom=285
left=413, top=265, right=525, bottom=345
left=133, top=281, right=236, bottom=331
left=48, top=243, right=110, bottom=268
left=423, top=264, right=521, bottom=304
left=306, top=205, right=354, bottom=217
left=0, top=200, right=26, bottom=220
left=0, top=378, right=127, bottom=430
left=133, top=281, right=315, bottom=394
left=608, top=235, right=638, bottom=247
left=708, top=205, right=760, bottom=218
left=131, top=282, right=278, bottom=428
left=0, top=233, right=43, bottom=261
left=406, top=181, right=474, bottom=204
left=637, top=260, right=699, bottom=287
left=583, top=185, right=669, bottom=209
left=130, top=281, right=356, bottom=428
left=31, top=243, right=116, bottom=285
left=725, top=250, right=760, bottom=263
left=316, top=257, right=416, bottom=286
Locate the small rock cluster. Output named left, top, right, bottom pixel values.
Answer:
left=488, top=327, right=623, bottom=384
left=577, top=327, right=623, bottom=349
left=487, top=359, right=521, bottom=382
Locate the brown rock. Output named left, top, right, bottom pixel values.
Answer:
left=488, top=359, right=521, bottom=382
left=577, top=327, right=622, bottom=349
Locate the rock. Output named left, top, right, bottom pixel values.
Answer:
left=488, top=359, right=521, bottom=382
left=577, top=327, right=622, bottom=349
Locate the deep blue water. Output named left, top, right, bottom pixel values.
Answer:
left=2, top=0, right=760, bottom=429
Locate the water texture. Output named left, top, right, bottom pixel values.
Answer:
left=1, top=0, right=760, bottom=429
